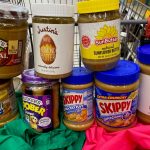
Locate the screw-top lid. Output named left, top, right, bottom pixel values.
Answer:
left=77, top=0, right=119, bottom=14
left=22, top=69, right=53, bottom=84
left=95, top=60, right=140, bottom=86
left=0, top=2, right=28, bottom=20
left=137, top=44, right=150, bottom=65
left=62, top=67, right=93, bottom=85
left=31, top=3, right=75, bottom=17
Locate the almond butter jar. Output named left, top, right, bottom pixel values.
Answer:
left=137, top=45, right=150, bottom=124
left=62, top=67, right=94, bottom=131
left=31, top=4, right=75, bottom=79
left=77, top=0, right=120, bottom=71
left=95, top=60, right=140, bottom=132
left=0, top=3, right=28, bottom=78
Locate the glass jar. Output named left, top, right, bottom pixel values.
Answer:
left=77, top=0, right=120, bottom=71
left=137, top=44, right=150, bottom=124
left=32, top=3, right=75, bottom=79
left=0, top=79, right=18, bottom=126
left=62, top=67, right=94, bottom=131
left=0, top=3, right=28, bottom=78
left=22, top=69, right=60, bottom=132
left=95, top=60, right=140, bottom=132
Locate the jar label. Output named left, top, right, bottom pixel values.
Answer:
left=79, top=19, right=120, bottom=59
left=0, top=39, right=23, bottom=66
left=138, top=73, right=150, bottom=115
left=33, top=23, right=74, bottom=75
left=0, top=85, right=18, bottom=121
left=95, top=86, right=138, bottom=128
left=23, top=94, right=52, bottom=131
left=63, top=87, right=93, bottom=122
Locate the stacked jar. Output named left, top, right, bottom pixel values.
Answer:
left=0, top=3, right=28, bottom=126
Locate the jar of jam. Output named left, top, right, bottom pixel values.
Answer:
left=62, top=67, right=94, bottom=131
left=77, top=0, right=120, bottom=71
left=0, top=79, right=18, bottom=126
left=0, top=3, right=28, bottom=78
left=22, top=69, right=60, bottom=132
left=137, top=44, right=150, bottom=124
left=95, top=60, right=140, bottom=132
left=31, top=4, right=75, bottom=79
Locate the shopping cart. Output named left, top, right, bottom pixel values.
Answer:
left=8, top=0, right=150, bottom=67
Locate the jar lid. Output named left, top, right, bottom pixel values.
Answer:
left=77, top=0, right=119, bottom=14
left=95, top=60, right=140, bottom=86
left=0, top=2, right=28, bottom=20
left=62, top=67, right=93, bottom=85
left=22, top=69, right=52, bottom=84
left=137, top=44, right=150, bottom=65
left=31, top=3, right=75, bottom=17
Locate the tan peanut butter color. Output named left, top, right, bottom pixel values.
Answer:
left=0, top=3, right=28, bottom=78
left=95, top=60, right=140, bottom=132
left=0, top=79, right=18, bottom=125
left=77, top=0, right=120, bottom=71
left=62, top=67, right=94, bottom=131
left=32, top=4, right=75, bottom=79
left=22, top=69, right=60, bottom=132
left=136, top=45, right=150, bottom=124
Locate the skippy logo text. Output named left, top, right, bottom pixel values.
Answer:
left=64, top=93, right=84, bottom=105
left=97, top=99, right=132, bottom=115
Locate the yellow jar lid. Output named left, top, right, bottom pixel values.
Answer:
left=77, top=0, right=119, bottom=14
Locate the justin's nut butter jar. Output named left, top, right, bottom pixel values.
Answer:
left=77, top=0, right=120, bottom=71
left=31, top=3, right=75, bottom=79
left=95, top=60, right=140, bottom=132
left=62, top=67, right=94, bottom=131
left=137, top=44, right=150, bottom=124
left=0, top=3, right=28, bottom=78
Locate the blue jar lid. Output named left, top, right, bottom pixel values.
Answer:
left=62, top=67, right=93, bottom=85
left=137, top=44, right=150, bottom=65
left=95, top=60, right=140, bottom=86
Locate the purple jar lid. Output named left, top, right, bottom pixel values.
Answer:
left=22, top=69, right=50, bottom=84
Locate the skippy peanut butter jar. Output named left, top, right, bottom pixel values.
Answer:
left=0, top=3, right=28, bottom=78
left=77, top=0, right=120, bottom=71
left=31, top=3, right=75, bottom=79
left=137, top=45, right=150, bottom=124
left=22, top=69, right=60, bottom=132
left=62, top=67, right=94, bottom=131
left=95, top=60, right=140, bottom=132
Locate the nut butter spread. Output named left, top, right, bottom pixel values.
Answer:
left=31, top=4, right=75, bottom=79
left=22, top=69, right=60, bottom=132
left=137, top=45, right=150, bottom=124
left=62, top=67, right=94, bottom=131
left=77, top=0, right=120, bottom=71
left=0, top=3, right=28, bottom=78
left=95, top=60, right=140, bottom=132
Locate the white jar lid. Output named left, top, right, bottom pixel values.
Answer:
left=31, top=3, right=75, bottom=17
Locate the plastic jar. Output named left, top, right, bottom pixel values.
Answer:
left=77, top=0, right=120, bottom=71
left=0, top=79, right=18, bottom=126
left=95, top=60, right=140, bottom=132
left=22, top=69, right=60, bottom=132
left=0, top=3, right=28, bottom=78
left=31, top=4, right=75, bottom=79
left=62, top=67, right=94, bottom=131
left=137, top=44, right=150, bottom=124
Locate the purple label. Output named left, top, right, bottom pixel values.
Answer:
left=23, top=94, right=52, bottom=131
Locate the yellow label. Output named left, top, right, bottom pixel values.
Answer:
left=8, top=40, right=18, bottom=55
left=79, top=19, right=120, bottom=59
left=0, top=90, right=8, bottom=100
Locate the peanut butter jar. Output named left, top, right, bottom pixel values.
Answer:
left=31, top=3, right=75, bottom=79
left=0, top=3, right=28, bottom=78
left=137, top=44, right=150, bottom=124
left=95, top=60, right=140, bottom=132
left=77, top=0, right=120, bottom=71
left=62, top=67, right=94, bottom=131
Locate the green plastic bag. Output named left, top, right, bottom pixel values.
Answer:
left=0, top=92, right=85, bottom=150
